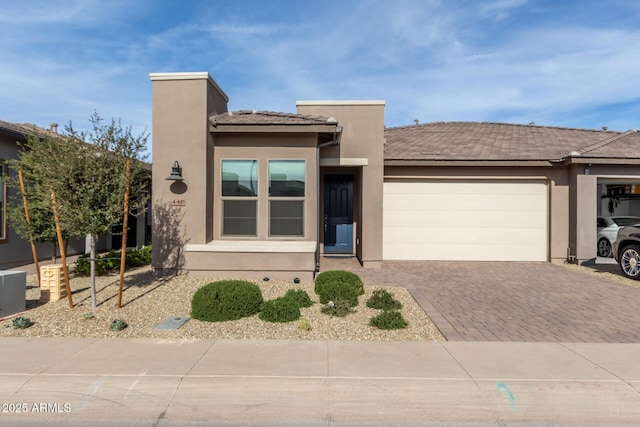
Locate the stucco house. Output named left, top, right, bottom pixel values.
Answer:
left=0, top=121, right=83, bottom=268
left=150, top=72, right=640, bottom=280
left=0, top=120, right=151, bottom=269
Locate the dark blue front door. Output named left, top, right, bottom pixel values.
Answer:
left=324, top=174, right=353, bottom=254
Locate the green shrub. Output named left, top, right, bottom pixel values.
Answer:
left=284, top=289, right=313, bottom=308
left=12, top=317, right=33, bottom=329
left=109, top=319, right=128, bottom=331
left=74, top=253, right=109, bottom=276
left=315, top=270, right=364, bottom=296
left=73, top=246, right=152, bottom=276
left=259, top=296, right=301, bottom=323
left=315, top=280, right=359, bottom=306
left=126, top=245, right=152, bottom=267
left=320, top=299, right=356, bottom=317
left=369, top=310, right=408, bottom=330
left=366, top=289, right=403, bottom=311
left=191, top=280, right=263, bottom=322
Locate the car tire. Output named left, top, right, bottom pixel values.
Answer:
left=597, top=238, right=612, bottom=258
left=619, top=244, right=640, bottom=280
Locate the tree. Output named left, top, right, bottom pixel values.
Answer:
left=7, top=131, right=75, bottom=260
left=8, top=112, right=149, bottom=311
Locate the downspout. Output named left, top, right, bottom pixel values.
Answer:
left=318, top=125, right=343, bottom=149
left=315, top=125, right=343, bottom=274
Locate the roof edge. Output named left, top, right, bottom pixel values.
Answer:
left=385, top=121, right=626, bottom=134
left=384, top=159, right=554, bottom=167
left=149, top=72, right=229, bottom=102
left=297, top=100, right=385, bottom=106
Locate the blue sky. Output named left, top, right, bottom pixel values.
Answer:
left=1, top=0, right=639, bottom=156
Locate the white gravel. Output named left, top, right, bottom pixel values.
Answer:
left=0, top=266, right=445, bottom=341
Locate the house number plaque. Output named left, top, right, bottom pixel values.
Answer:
left=171, top=199, right=186, bottom=207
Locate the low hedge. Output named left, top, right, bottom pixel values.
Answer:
left=284, top=289, right=313, bottom=308
left=259, top=296, right=301, bottom=323
left=320, top=299, right=355, bottom=317
left=315, top=280, right=359, bottom=307
left=191, top=280, right=263, bottom=322
left=369, top=310, right=408, bottom=330
left=366, top=289, right=402, bottom=311
left=74, top=246, right=152, bottom=276
left=314, top=270, right=364, bottom=296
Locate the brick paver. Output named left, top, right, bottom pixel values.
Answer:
left=320, top=258, right=640, bottom=343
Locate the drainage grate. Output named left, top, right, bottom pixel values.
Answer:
left=155, top=316, right=190, bottom=330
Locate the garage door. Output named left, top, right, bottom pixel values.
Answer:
left=383, top=180, right=548, bottom=261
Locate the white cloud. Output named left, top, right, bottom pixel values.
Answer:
left=0, top=0, right=639, bottom=152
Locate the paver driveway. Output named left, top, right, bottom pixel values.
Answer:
left=322, top=259, right=640, bottom=342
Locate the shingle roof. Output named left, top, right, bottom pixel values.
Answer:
left=384, top=121, right=635, bottom=161
left=210, top=110, right=336, bottom=127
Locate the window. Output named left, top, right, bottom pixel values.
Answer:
left=0, top=163, right=5, bottom=242
left=221, top=160, right=258, bottom=236
left=269, top=160, right=305, bottom=237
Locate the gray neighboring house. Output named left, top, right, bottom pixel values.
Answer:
left=149, top=72, right=640, bottom=280
left=0, top=120, right=151, bottom=270
left=0, top=120, right=84, bottom=269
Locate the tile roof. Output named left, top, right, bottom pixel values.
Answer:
left=0, top=120, right=56, bottom=139
left=210, top=110, right=336, bottom=127
left=383, top=121, right=635, bottom=161
left=579, top=130, right=640, bottom=158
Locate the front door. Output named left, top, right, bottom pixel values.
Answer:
left=324, top=174, right=353, bottom=254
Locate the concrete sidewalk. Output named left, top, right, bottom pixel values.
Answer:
left=1, top=338, right=639, bottom=426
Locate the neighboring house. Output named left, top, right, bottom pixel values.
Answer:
left=0, top=120, right=151, bottom=270
left=150, top=72, right=640, bottom=280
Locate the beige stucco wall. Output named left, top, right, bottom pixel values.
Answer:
left=150, top=73, right=228, bottom=271
left=151, top=73, right=322, bottom=278
left=297, top=101, right=385, bottom=268
left=212, top=133, right=318, bottom=241
left=384, top=165, right=571, bottom=264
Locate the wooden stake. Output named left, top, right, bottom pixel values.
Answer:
left=18, top=170, right=41, bottom=286
left=117, top=159, right=130, bottom=308
left=50, top=190, right=73, bottom=309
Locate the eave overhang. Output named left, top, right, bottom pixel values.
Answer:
left=558, top=157, right=640, bottom=166
left=383, top=159, right=555, bottom=167
left=209, top=124, right=338, bottom=134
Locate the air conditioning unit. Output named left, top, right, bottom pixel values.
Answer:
left=0, top=271, right=26, bottom=318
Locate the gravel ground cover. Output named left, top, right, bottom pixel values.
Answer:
left=561, top=262, right=640, bottom=288
left=0, top=266, right=445, bottom=341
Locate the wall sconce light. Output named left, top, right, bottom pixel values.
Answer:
left=166, top=161, right=184, bottom=181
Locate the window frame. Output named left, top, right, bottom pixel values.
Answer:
left=220, top=159, right=259, bottom=237
left=268, top=159, right=306, bottom=238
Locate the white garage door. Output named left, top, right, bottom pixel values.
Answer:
left=383, top=180, right=548, bottom=261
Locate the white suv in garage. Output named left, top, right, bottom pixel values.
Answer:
left=597, top=216, right=640, bottom=257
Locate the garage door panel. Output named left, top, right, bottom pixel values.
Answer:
left=384, top=181, right=546, bottom=195
left=384, top=243, right=544, bottom=261
left=384, top=193, right=544, bottom=212
left=384, top=226, right=547, bottom=246
left=384, top=209, right=546, bottom=229
left=383, top=181, right=548, bottom=261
